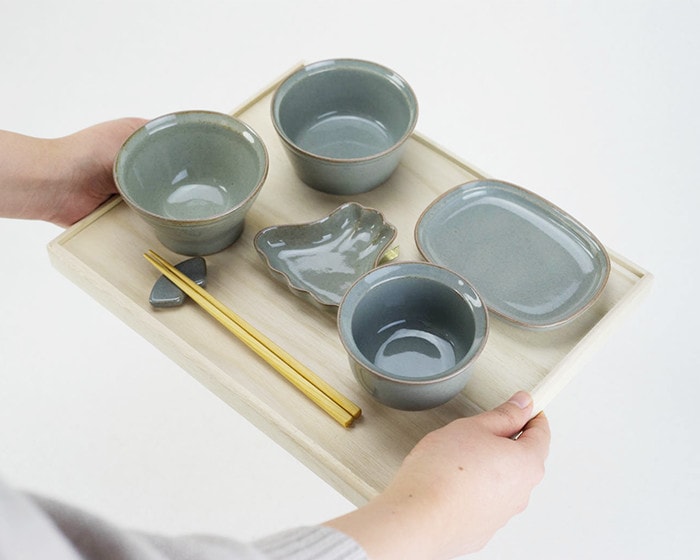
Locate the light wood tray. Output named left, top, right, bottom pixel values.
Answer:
left=48, top=65, right=652, bottom=505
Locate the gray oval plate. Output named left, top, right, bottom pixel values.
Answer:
left=415, top=179, right=611, bottom=329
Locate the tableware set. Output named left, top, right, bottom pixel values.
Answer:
left=117, top=58, right=611, bottom=418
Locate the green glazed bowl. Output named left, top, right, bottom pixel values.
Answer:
left=338, top=262, right=489, bottom=410
left=114, top=111, right=268, bottom=255
left=271, top=59, right=418, bottom=195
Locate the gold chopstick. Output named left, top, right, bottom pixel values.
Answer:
left=144, top=250, right=361, bottom=427
left=146, top=250, right=361, bottom=421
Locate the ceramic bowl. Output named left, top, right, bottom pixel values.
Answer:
left=271, top=59, right=418, bottom=195
left=114, top=111, right=268, bottom=256
left=337, top=262, right=489, bottom=410
left=254, top=203, right=397, bottom=309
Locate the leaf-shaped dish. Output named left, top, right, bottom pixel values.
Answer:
left=254, top=203, right=398, bottom=309
left=415, top=179, right=611, bottom=329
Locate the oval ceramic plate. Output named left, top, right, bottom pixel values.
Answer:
left=254, top=203, right=398, bottom=309
left=415, top=179, right=611, bottom=329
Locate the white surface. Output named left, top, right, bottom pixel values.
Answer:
left=1, top=1, right=698, bottom=558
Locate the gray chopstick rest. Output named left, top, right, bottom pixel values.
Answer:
left=149, top=257, right=207, bottom=307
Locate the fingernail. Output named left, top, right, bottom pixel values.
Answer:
left=508, top=391, right=533, bottom=409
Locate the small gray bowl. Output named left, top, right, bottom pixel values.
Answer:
left=271, top=59, right=418, bottom=195
left=338, top=262, right=489, bottom=411
left=114, top=111, right=268, bottom=255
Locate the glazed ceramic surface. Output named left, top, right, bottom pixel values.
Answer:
left=254, top=203, right=397, bottom=309
left=271, top=59, right=418, bottom=194
left=337, top=262, right=488, bottom=410
left=149, top=257, right=207, bottom=308
left=114, top=111, right=268, bottom=255
left=415, top=179, right=610, bottom=329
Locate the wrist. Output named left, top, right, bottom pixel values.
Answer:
left=324, top=487, right=442, bottom=560
left=40, top=132, right=115, bottom=227
left=0, top=131, right=64, bottom=222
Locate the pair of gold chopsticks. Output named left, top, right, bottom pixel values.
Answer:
left=144, top=250, right=361, bottom=427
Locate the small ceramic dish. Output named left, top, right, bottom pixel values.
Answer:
left=415, top=179, right=611, bottom=329
left=254, top=203, right=398, bottom=309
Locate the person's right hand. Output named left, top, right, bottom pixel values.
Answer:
left=325, top=391, right=551, bottom=559
left=0, top=118, right=146, bottom=227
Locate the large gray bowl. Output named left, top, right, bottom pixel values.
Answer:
left=114, top=111, right=268, bottom=255
left=338, top=262, right=489, bottom=410
left=271, top=59, right=418, bottom=195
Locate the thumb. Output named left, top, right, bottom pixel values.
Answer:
left=478, top=391, right=534, bottom=438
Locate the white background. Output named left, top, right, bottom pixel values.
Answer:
left=1, top=1, right=698, bottom=558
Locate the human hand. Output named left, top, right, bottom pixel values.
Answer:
left=44, top=118, right=148, bottom=226
left=0, top=118, right=146, bottom=227
left=51, top=118, right=147, bottom=226
left=325, top=392, right=550, bottom=559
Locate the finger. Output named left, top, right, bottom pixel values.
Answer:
left=516, top=412, right=551, bottom=460
left=478, top=391, right=534, bottom=438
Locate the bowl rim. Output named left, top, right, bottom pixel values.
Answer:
left=113, top=110, right=269, bottom=225
left=337, top=261, right=490, bottom=385
left=270, top=58, right=419, bottom=164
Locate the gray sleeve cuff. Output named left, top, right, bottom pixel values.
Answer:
left=253, top=525, right=368, bottom=560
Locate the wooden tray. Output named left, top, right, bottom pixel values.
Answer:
left=48, top=65, right=652, bottom=505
